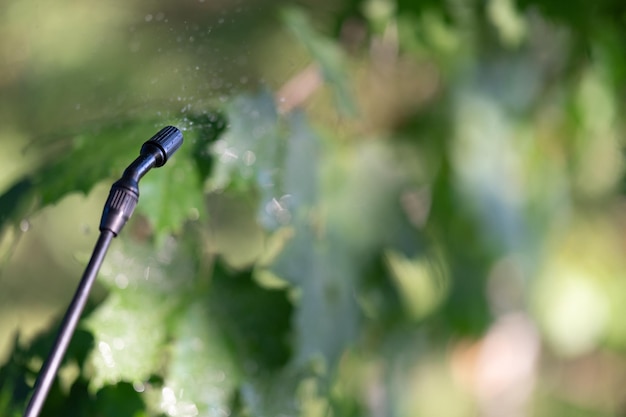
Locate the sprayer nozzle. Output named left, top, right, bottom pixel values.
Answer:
left=140, top=125, right=183, bottom=167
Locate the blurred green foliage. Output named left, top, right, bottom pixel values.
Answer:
left=1, top=0, right=626, bottom=416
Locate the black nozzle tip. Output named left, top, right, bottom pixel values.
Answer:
left=141, top=126, right=183, bottom=167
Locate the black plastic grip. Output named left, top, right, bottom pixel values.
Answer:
left=99, top=184, right=139, bottom=235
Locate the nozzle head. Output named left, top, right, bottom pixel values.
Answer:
left=141, top=126, right=183, bottom=167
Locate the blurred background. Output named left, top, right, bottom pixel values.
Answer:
left=1, top=0, right=626, bottom=416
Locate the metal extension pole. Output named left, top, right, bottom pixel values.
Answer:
left=23, top=230, right=114, bottom=417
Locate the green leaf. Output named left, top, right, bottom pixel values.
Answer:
left=263, top=114, right=360, bottom=369
left=0, top=120, right=183, bottom=233
left=34, top=120, right=163, bottom=206
left=237, top=369, right=303, bottom=417
left=270, top=228, right=361, bottom=369
left=84, top=292, right=170, bottom=389
left=94, top=382, right=147, bottom=417
left=0, top=119, right=211, bottom=240
left=209, top=261, right=293, bottom=370
left=86, top=236, right=197, bottom=389
left=98, top=235, right=198, bottom=295
left=0, top=178, right=35, bottom=231
left=0, top=335, right=32, bottom=415
left=162, top=300, right=239, bottom=417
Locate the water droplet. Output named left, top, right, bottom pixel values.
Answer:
left=266, top=198, right=281, bottom=214
left=279, top=194, right=293, bottom=206
left=98, top=342, right=115, bottom=368
left=19, top=220, right=30, bottom=232
left=265, top=197, right=292, bottom=224
left=161, top=386, right=176, bottom=405
left=155, top=12, right=165, bottom=21
left=219, top=147, right=239, bottom=163
left=145, top=14, right=153, bottom=22
left=133, top=381, right=146, bottom=392
left=242, top=150, right=256, bottom=166
left=189, top=207, right=200, bottom=221
left=115, top=273, right=129, bottom=289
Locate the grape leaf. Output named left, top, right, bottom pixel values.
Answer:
left=270, top=227, right=361, bottom=369
left=261, top=112, right=361, bottom=369
left=162, top=300, right=239, bottom=417
left=0, top=119, right=177, bottom=236
left=34, top=120, right=163, bottom=206
left=0, top=178, right=35, bottom=231
left=86, top=236, right=197, bottom=389
left=0, top=118, right=215, bottom=241
left=84, top=292, right=170, bottom=389
left=209, top=261, right=293, bottom=371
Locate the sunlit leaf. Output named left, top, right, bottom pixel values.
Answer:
left=85, top=292, right=170, bottom=390
left=162, top=300, right=239, bottom=417
left=385, top=248, right=450, bottom=321
left=86, top=236, right=197, bottom=389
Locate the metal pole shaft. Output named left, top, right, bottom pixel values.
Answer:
left=23, top=230, right=115, bottom=417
